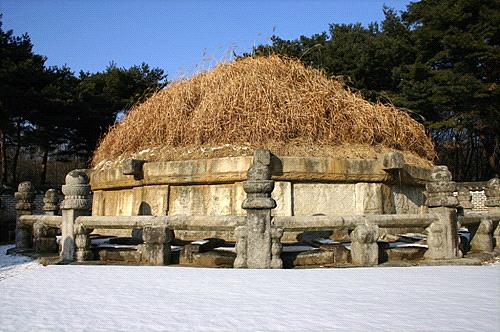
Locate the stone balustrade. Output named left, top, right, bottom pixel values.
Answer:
left=11, top=150, right=500, bottom=268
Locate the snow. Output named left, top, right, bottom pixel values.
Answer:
left=395, top=243, right=428, bottom=248
left=314, top=238, right=340, bottom=245
left=0, top=245, right=40, bottom=282
left=191, top=240, right=210, bottom=245
left=282, top=245, right=318, bottom=253
left=0, top=244, right=499, bottom=331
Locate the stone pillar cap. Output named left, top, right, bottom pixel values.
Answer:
left=65, top=169, right=89, bottom=185
left=17, top=181, right=34, bottom=193
left=430, top=166, right=452, bottom=182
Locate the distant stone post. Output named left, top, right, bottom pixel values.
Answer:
left=33, top=189, right=60, bottom=254
left=141, top=226, right=173, bottom=265
left=350, top=223, right=379, bottom=266
left=60, top=170, right=92, bottom=262
left=424, top=166, right=461, bottom=260
left=15, top=181, right=35, bottom=251
left=484, top=177, right=500, bottom=248
left=43, top=189, right=59, bottom=215
left=235, top=149, right=282, bottom=269
left=33, top=223, right=58, bottom=254
left=456, top=186, right=473, bottom=215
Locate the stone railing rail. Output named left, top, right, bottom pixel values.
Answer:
left=460, top=212, right=500, bottom=225
left=273, top=214, right=437, bottom=231
left=19, top=215, right=61, bottom=228
left=75, top=215, right=245, bottom=231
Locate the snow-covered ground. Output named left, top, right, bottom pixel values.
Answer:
left=0, top=244, right=498, bottom=331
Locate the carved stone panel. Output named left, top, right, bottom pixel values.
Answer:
left=390, top=185, right=425, bottom=214
left=169, top=184, right=233, bottom=216
left=101, top=189, right=135, bottom=216
left=133, top=185, right=169, bottom=216
left=293, top=183, right=356, bottom=216
left=355, top=183, right=383, bottom=214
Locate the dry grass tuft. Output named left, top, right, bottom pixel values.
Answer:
left=92, top=56, right=435, bottom=168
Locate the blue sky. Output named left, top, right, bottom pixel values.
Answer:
left=1, top=0, right=411, bottom=80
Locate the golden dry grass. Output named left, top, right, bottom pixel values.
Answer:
left=92, top=56, right=435, bottom=168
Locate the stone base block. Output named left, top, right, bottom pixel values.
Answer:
left=282, top=250, right=334, bottom=268
left=139, top=243, right=171, bottom=265
left=386, top=247, right=426, bottom=262
left=34, top=238, right=58, bottom=254
left=99, top=248, right=142, bottom=262
left=179, top=250, right=235, bottom=268
left=319, top=243, right=350, bottom=264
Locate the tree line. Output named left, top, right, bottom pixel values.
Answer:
left=1, top=0, right=499, bottom=188
left=248, top=0, right=499, bottom=181
left=0, top=16, right=166, bottom=188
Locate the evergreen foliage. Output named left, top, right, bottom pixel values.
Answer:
left=0, top=16, right=166, bottom=187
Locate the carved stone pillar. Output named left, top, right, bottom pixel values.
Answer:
left=33, top=221, right=58, bottom=254
left=74, top=223, right=93, bottom=261
left=43, top=189, right=59, bottom=216
left=31, top=189, right=60, bottom=255
left=424, top=166, right=461, bottom=260
left=270, top=227, right=284, bottom=269
left=233, top=225, right=248, bottom=268
left=60, top=170, right=92, bottom=262
left=484, top=178, right=500, bottom=248
left=456, top=186, right=473, bottom=215
left=236, top=149, right=280, bottom=269
left=470, top=218, right=494, bottom=253
left=351, top=224, right=379, bottom=266
left=140, top=226, right=173, bottom=265
left=15, top=181, right=35, bottom=251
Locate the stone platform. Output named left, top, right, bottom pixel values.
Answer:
left=90, top=153, right=432, bottom=241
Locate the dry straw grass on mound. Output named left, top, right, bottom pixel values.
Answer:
left=92, top=56, right=435, bottom=168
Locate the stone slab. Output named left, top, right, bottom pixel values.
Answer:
left=293, top=183, right=356, bottom=216
left=179, top=250, right=235, bottom=267
left=355, top=183, right=383, bottom=214
left=388, top=185, right=426, bottom=214
left=168, top=184, right=234, bottom=216
left=143, top=156, right=252, bottom=185
left=132, top=185, right=169, bottom=216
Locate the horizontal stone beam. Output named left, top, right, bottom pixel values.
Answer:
left=273, top=214, right=437, bottom=231
left=75, top=213, right=438, bottom=233
left=460, top=212, right=500, bottom=225
left=91, top=155, right=432, bottom=190
left=19, top=215, right=62, bottom=228
left=75, top=215, right=246, bottom=231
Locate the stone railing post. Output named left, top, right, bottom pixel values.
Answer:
left=43, top=189, right=59, bottom=215
left=234, top=226, right=248, bottom=268
left=424, top=166, right=461, bottom=260
left=469, top=218, right=494, bottom=253
left=74, top=223, right=93, bottom=261
left=456, top=186, right=473, bottom=215
left=33, top=221, right=58, bottom=254
left=140, top=226, right=173, bottom=265
left=32, top=189, right=60, bottom=254
left=236, top=149, right=280, bottom=269
left=60, top=170, right=92, bottom=262
left=33, top=189, right=60, bottom=254
left=15, top=181, right=35, bottom=251
left=484, top=177, right=500, bottom=248
left=351, top=224, right=379, bottom=266
left=270, top=228, right=284, bottom=269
